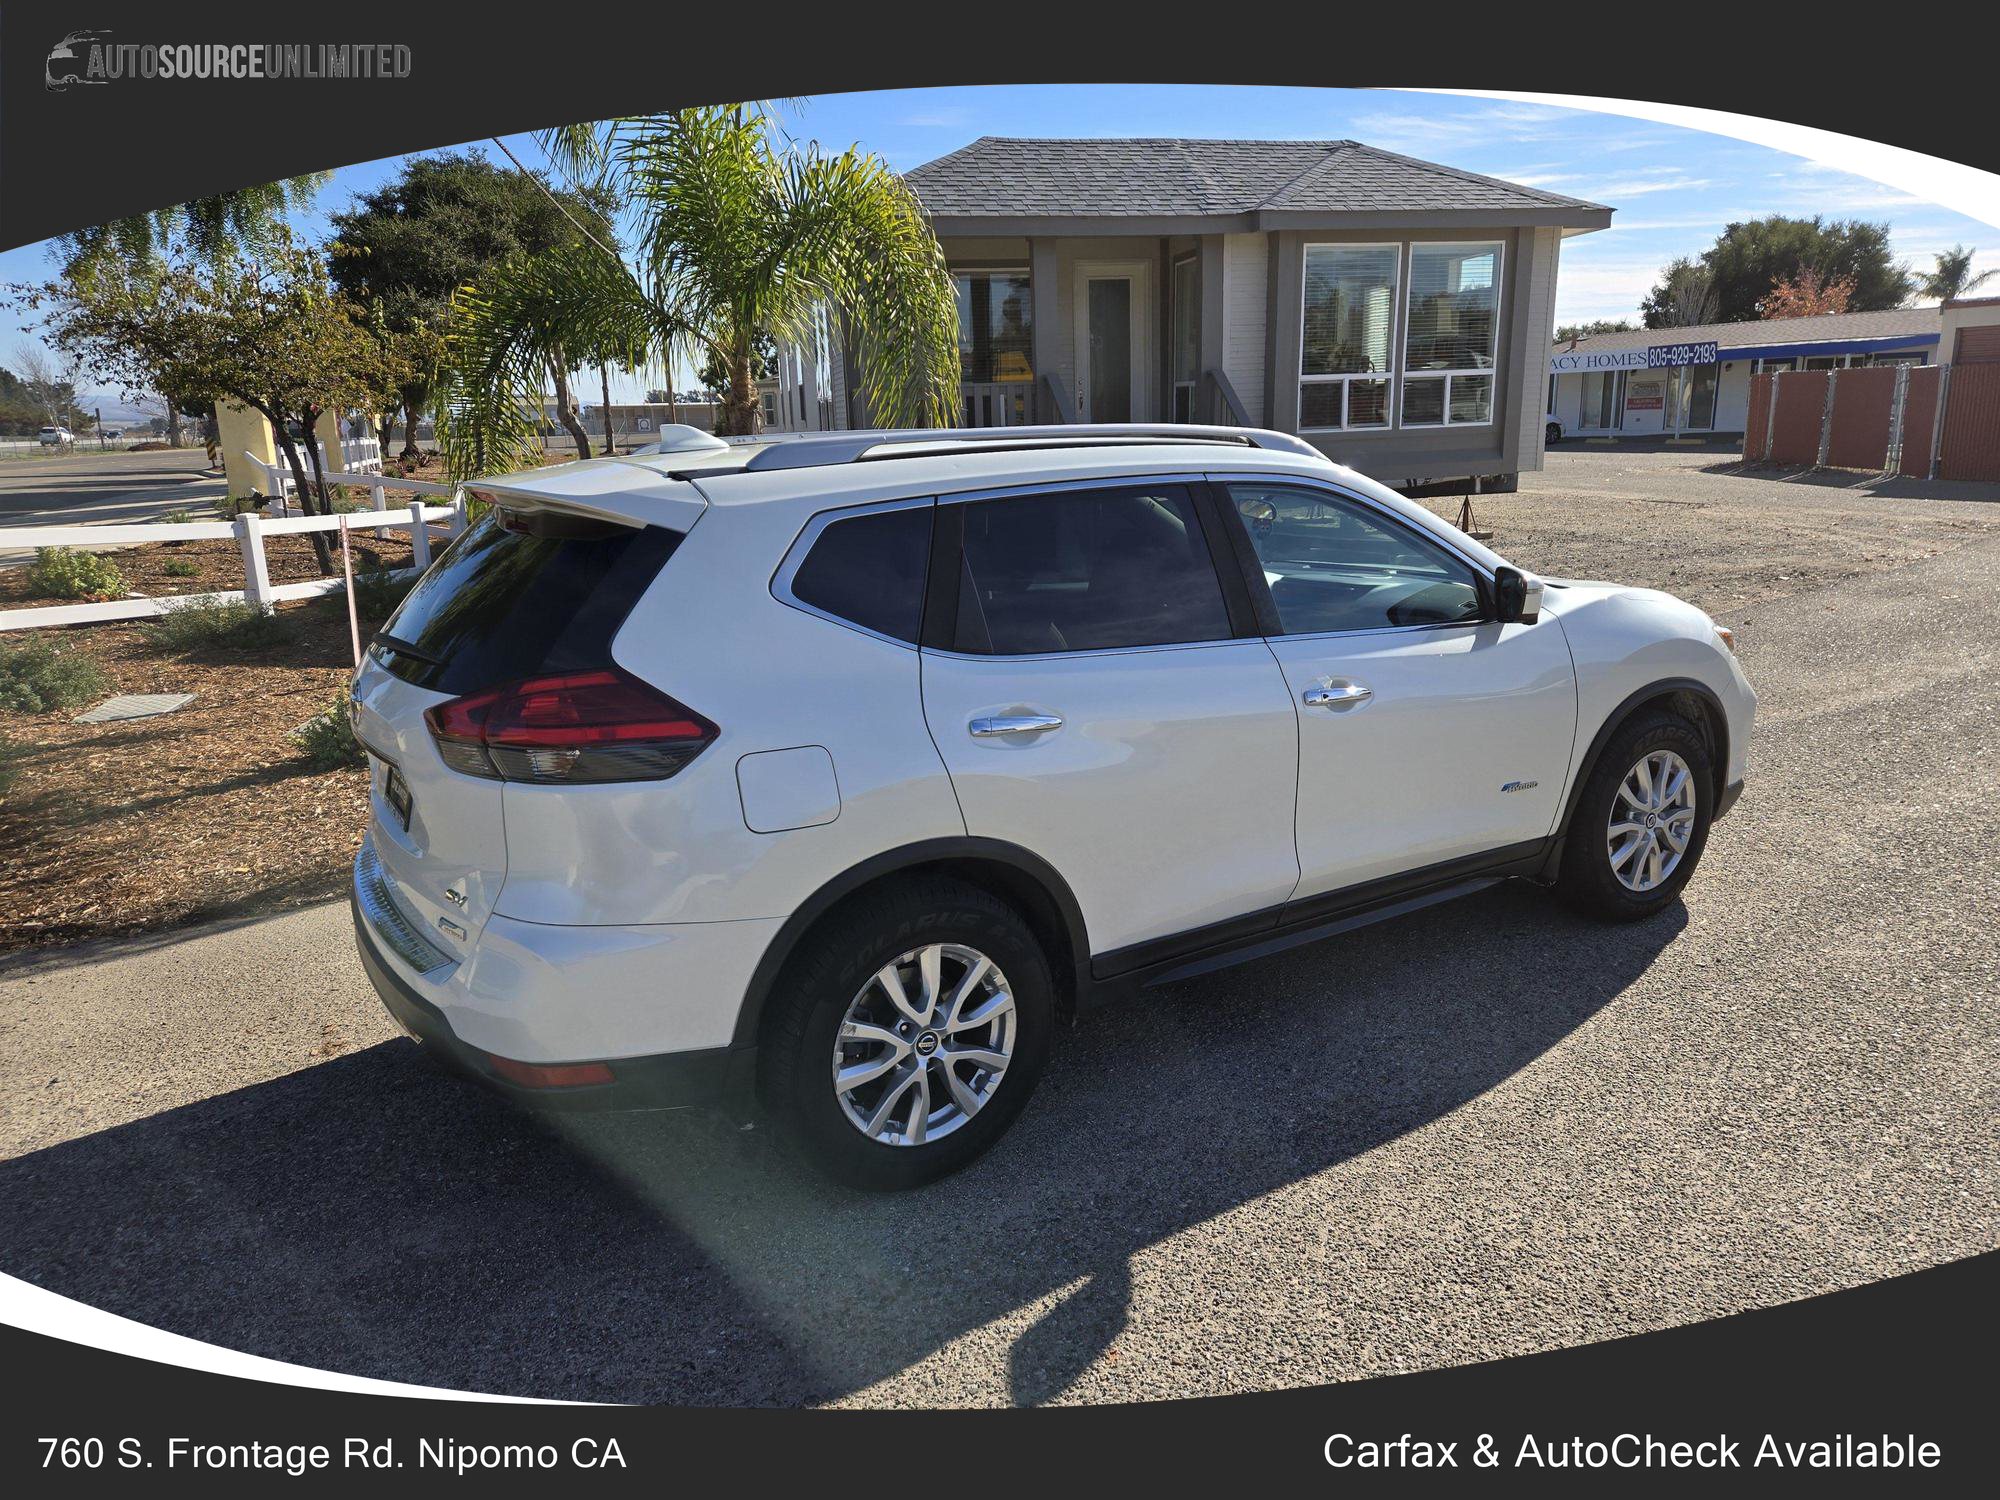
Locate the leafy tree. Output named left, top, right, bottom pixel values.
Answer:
left=328, top=150, right=617, bottom=458
left=52, top=177, right=332, bottom=446
left=1761, top=268, right=1855, bottom=320
left=1554, top=319, right=1636, bottom=343
left=1916, top=245, right=1996, bottom=303
left=20, top=231, right=405, bottom=573
left=1645, top=216, right=1909, bottom=327
left=1639, top=257, right=1720, bottom=329
left=440, top=105, right=958, bottom=473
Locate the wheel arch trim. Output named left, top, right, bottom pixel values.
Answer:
left=729, top=837, right=1092, bottom=1051
left=1557, top=676, right=1730, bottom=842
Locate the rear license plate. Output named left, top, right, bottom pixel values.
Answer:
left=384, top=764, right=413, bottom=830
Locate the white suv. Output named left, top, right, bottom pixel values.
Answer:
left=350, top=425, right=1753, bottom=1188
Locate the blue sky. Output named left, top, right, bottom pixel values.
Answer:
left=8, top=85, right=1996, bottom=406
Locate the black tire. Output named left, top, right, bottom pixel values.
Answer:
left=756, top=876, right=1054, bottom=1190
left=1558, top=710, right=1714, bottom=922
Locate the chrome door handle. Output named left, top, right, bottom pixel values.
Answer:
left=1303, top=683, right=1373, bottom=711
left=969, top=713, right=1064, bottom=737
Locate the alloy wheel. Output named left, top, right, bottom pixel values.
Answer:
left=831, top=943, right=1016, bottom=1146
left=1607, top=748, right=1698, bottom=893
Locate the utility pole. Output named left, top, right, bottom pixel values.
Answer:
left=96, top=407, right=106, bottom=450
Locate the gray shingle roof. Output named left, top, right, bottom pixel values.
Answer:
left=1552, top=307, right=1942, bottom=357
left=905, top=138, right=1609, bottom=221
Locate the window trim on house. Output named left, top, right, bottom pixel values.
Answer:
left=1296, top=240, right=1401, bottom=434
left=1399, top=239, right=1506, bottom=430
left=1170, top=251, right=1200, bottom=423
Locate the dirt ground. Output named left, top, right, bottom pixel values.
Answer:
left=3, top=444, right=1997, bottom=956
left=0, top=528, right=438, bottom=609
left=0, top=598, right=370, bottom=951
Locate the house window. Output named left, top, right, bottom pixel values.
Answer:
left=953, top=270, right=1034, bottom=386
left=1402, top=242, right=1503, bottom=426
left=1298, top=243, right=1398, bottom=430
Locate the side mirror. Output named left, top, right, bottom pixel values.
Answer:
left=1492, top=566, right=1543, bottom=624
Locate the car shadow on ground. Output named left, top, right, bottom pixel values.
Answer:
left=0, top=883, right=1683, bottom=1407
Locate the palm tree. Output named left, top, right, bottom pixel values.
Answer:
left=438, top=106, right=959, bottom=476
left=1917, top=245, right=1997, bottom=303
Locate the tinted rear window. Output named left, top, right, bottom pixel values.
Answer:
left=787, top=505, right=933, bottom=643
left=373, top=510, right=683, bottom=694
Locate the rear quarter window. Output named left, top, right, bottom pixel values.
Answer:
left=785, top=504, right=933, bottom=643
left=373, top=509, right=683, bottom=693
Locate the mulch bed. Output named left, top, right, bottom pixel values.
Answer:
left=0, top=527, right=450, bottom=610
left=0, top=600, right=374, bottom=953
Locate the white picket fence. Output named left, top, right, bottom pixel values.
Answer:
left=247, top=442, right=384, bottom=517
left=0, top=463, right=466, bottom=633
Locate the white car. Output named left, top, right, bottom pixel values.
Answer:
left=350, top=425, right=1753, bottom=1188
left=38, top=425, right=74, bottom=446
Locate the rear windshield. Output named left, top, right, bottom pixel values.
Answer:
left=372, top=509, right=683, bottom=694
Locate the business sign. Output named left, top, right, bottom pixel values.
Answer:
left=1646, top=341, right=1719, bottom=368
left=1550, top=341, right=1720, bottom=374
left=1549, top=349, right=1649, bottom=374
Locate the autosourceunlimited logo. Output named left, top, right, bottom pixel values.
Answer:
left=46, top=31, right=412, bottom=91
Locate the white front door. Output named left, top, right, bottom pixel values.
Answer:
left=920, top=479, right=1299, bottom=960
left=1218, top=479, right=1577, bottom=901
left=1073, top=262, right=1151, bottom=422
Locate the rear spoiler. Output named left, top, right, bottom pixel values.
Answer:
left=467, top=455, right=708, bottom=533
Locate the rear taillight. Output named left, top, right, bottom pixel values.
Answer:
left=424, top=668, right=716, bottom=784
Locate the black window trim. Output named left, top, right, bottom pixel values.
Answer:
left=770, top=494, right=938, bottom=649
left=918, top=472, right=1257, bottom=660
left=1204, top=469, right=1502, bottom=640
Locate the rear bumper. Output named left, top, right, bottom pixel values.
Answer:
left=1715, top=777, right=1745, bottom=821
left=353, top=898, right=751, bottom=1111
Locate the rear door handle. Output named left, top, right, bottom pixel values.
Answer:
left=970, top=714, right=1064, bottom=738
left=1303, top=683, right=1373, bottom=711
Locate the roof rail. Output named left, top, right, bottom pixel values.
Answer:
left=735, top=424, right=1323, bottom=472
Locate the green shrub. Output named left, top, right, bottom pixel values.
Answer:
left=212, top=494, right=269, bottom=519
left=142, top=594, right=287, bottom=651
left=25, top=546, right=126, bottom=601
left=0, top=637, right=111, bottom=714
left=160, top=507, right=197, bottom=525
left=161, top=558, right=200, bottom=578
left=345, top=565, right=416, bottom=620
left=292, top=694, right=363, bottom=771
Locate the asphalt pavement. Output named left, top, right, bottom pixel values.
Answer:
left=1, top=450, right=1994, bottom=1406
left=0, top=448, right=224, bottom=564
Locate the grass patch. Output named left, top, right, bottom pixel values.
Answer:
left=291, top=693, right=363, bottom=771
left=25, top=546, right=126, bottom=601
left=161, top=558, right=199, bottom=577
left=143, top=594, right=290, bottom=652
left=0, top=636, right=113, bottom=714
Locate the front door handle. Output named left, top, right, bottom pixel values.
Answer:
left=1303, top=683, right=1373, bottom=711
left=970, top=713, right=1064, bottom=738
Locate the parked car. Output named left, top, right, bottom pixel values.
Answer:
left=350, top=425, right=1754, bottom=1189
left=1546, top=419, right=1564, bottom=445
left=38, top=426, right=73, bottom=446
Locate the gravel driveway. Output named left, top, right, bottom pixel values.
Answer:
left=2, top=446, right=1995, bottom=1407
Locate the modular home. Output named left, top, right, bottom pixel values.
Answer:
left=792, top=137, right=1612, bottom=493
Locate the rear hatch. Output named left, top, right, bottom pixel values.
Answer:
left=352, top=492, right=693, bottom=965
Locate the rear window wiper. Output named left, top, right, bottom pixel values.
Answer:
left=371, top=631, right=446, bottom=667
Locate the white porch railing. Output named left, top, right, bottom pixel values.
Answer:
left=0, top=463, right=466, bottom=633
left=960, top=382, right=1030, bottom=428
